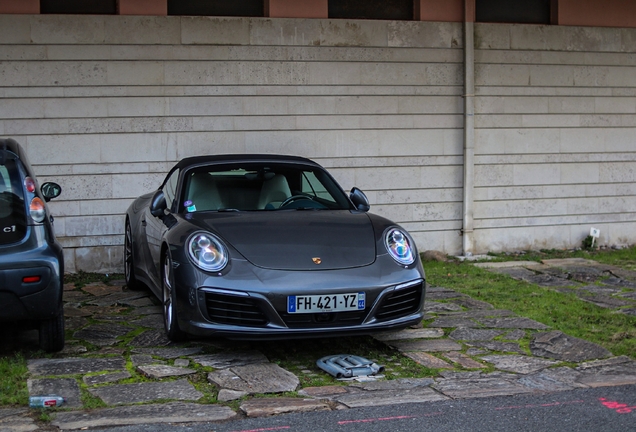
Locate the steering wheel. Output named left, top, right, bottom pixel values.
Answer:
left=279, top=194, right=315, bottom=208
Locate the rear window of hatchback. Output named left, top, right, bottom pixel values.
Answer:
left=0, top=158, right=27, bottom=245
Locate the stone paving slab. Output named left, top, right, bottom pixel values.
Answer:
left=72, top=323, right=133, bottom=346
left=27, top=378, right=82, bottom=408
left=334, top=386, right=448, bottom=408
left=0, top=408, right=37, bottom=432
left=218, top=389, right=249, bottom=402
left=577, top=367, right=636, bottom=388
left=443, top=352, right=486, bottom=369
left=131, top=354, right=165, bottom=366
left=576, top=293, right=633, bottom=308
left=348, top=377, right=435, bottom=391
left=475, top=261, right=543, bottom=269
left=137, top=365, right=197, bottom=379
left=240, top=398, right=331, bottom=417
left=432, top=375, right=534, bottom=399
left=480, top=355, right=559, bottom=374
left=83, top=371, right=132, bottom=386
left=192, top=350, right=269, bottom=369
left=85, top=292, right=148, bottom=307
left=373, top=328, right=444, bottom=341
left=449, top=328, right=504, bottom=341
left=89, top=379, right=203, bottom=405
left=423, top=301, right=463, bottom=312
left=132, top=346, right=203, bottom=359
left=438, top=309, right=515, bottom=319
left=429, top=317, right=481, bottom=328
left=466, top=341, right=525, bottom=354
left=515, top=372, right=581, bottom=392
left=82, top=284, right=123, bottom=297
left=389, top=339, right=462, bottom=352
left=530, top=331, right=612, bottom=362
left=52, top=402, right=237, bottom=430
left=27, top=357, right=126, bottom=376
left=129, top=329, right=172, bottom=347
left=130, top=314, right=165, bottom=329
left=403, top=352, right=453, bottom=368
left=479, top=317, right=549, bottom=330
left=208, top=363, right=299, bottom=394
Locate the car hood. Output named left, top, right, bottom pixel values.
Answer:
left=190, top=210, right=376, bottom=271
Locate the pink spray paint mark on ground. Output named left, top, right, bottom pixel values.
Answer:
left=599, top=397, right=636, bottom=414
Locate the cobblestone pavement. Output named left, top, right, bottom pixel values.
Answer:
left=3, top=258, right=636, bottom=431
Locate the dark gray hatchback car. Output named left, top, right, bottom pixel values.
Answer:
left=0, top=139, right=64, bottom=352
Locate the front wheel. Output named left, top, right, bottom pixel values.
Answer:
left=162, top=251, right=186, bottom=342
left=39, top=306, right=65, bottom=352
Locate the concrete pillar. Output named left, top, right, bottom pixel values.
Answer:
left=265, top=0, right=328, bottom=19
left=0, top=0, right=39, bottom=14
left=414, top=0, right=464, bottom=22
left=118, top=0, right=167, bottom=16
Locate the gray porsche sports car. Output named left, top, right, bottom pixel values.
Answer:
left=125, top=154, right=425, bottom=341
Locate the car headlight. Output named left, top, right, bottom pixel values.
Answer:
left=385, top=228, right=415, bottom=266
left=187, top=232, right=228, bottom=272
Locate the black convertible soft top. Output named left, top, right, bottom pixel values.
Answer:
left=174, top=154, right=321, bottom=171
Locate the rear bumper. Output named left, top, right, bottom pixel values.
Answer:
left=0, top=254, right=63, bottom=321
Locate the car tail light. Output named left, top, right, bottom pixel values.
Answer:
left=30, top=197, right=46, bottom=223
left=25, top=176, right=36, bottom=193
left=23, top=275, right=41, bottom=283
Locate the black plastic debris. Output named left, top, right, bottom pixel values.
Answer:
left=316, top=354, right=384, bottom=378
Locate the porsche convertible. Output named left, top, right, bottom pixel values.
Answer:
left=125, top=154, right=425, bottom=340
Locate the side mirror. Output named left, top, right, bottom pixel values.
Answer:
left=41, top=182, right=62, bottom=202
left=349, top=187, right=370, bottom=212
left=150, top=190, right=167, bottom=217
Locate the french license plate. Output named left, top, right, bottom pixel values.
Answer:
left=287, top=292, right=365, bottom=314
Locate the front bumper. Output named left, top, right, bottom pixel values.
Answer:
left=173, top=255, right=426, bottom=339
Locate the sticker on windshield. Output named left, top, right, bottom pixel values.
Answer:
left=184, top=200, right=196, bottom=212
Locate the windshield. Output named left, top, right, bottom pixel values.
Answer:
left=180, top=162, right=352, bottom=212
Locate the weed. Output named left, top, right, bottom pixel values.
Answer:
left=0, top=354, right=28, bottom=405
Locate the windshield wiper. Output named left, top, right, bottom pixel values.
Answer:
left=216, top=208, right=240, bottom=212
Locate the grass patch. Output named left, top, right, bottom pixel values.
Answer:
left=0, top=354, right=29, bottom=405
left=65, top=271, right=125, bottom=288
left=425, top=260, right=636, bottom=358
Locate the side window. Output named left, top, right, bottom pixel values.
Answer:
left=163, top=168, right=180, bottom=211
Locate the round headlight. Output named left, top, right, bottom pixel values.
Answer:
left=187, top=232, right=228, bottom=272
left=385, top=228, right=415, bottom=266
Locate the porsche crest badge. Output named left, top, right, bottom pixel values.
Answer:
left=312, top=257, right=322, bottom=265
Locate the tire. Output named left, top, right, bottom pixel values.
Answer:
left=39, top=307, right=65, bottom=352
left=124, top=219, right=142, bottom=290
left=162, top=250, right=186, bottom=342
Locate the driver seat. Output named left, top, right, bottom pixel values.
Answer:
left=258, top=174, right=291, bottom=209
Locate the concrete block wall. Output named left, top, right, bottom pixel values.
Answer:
left=0, top=15, right=465, bottom=272
left=473, top=23, right=636, bottom=252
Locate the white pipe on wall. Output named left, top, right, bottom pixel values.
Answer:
left=462, top=2, right=475, bottom=256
